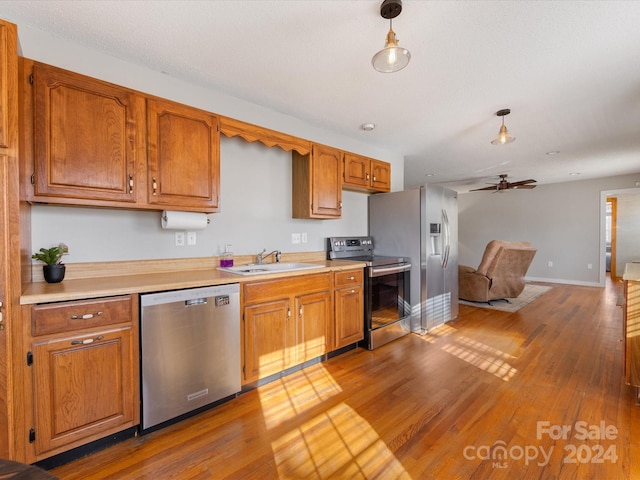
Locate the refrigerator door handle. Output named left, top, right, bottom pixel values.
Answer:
left=442, top=209, right=450, bottom=269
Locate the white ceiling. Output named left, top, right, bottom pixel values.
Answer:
left=2, top=0, right=640, bottom=192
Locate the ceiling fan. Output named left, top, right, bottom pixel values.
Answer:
left=470, top=174, right=537, bottom=192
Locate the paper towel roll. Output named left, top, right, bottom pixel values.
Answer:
left=161, top=211, right=209, bottom=230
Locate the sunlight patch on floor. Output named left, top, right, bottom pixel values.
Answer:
left=258, top=364, right=343, bottom=429
left=271, top=402, right=412, bottom=480
left=415, top=323, right=457, bottom=343
left=441, top=335, right=518, bottom=381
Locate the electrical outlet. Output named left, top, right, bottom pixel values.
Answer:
left=187, top=232, right=196, bottom=245
left=547, top=261, right=553, bottom=267
left=301, top=232, right=308, bottom=244
left=587, top=263, right=593, bottom=270
left=292, top=233, right=301, bottom=244
left=175, top=232, right=185, bottom=247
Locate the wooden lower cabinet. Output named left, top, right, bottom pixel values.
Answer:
left=242, top=273, right=331, bottom=383
left=28, top=295, right=139, bottom=459
left=623, top=276, right=640, bottom=403
left=333, top=269, right=364, bottom=348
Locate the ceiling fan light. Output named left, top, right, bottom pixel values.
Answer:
left=372, top=28, right=411, bottom=73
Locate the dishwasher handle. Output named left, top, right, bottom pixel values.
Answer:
left=185, top=298, right=207, bottom=306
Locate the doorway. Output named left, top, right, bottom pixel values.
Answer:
left=606, top=197, right=617, bottom=279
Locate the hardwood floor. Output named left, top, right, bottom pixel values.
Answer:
left=50, top=278, right=640, bottom=479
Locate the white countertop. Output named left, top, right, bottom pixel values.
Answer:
left=623, top=262, right=640, bottom=281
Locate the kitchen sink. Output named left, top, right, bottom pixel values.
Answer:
left=218, top=262, right=324, bottom=276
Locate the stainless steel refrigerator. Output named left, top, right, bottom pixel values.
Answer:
left=369, top=185, right=458, bottom=334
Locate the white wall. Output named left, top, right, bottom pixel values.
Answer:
left=19, top=24, right=404, bottom=263
left=457, top=174, right=640, bottom=286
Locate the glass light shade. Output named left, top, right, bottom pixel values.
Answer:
left=372, top=29, right=411, bottom=73
left=491, top=124, right=515, bottom=145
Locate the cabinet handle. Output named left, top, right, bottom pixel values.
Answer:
left=129, top=174, right=134, bottom=194
left=299, top=306, right=303, bottom=317
left=0, top=300, right=3, bottom=328
left=71, top=335, right=104, bottom=346
left=346, top=276, right=355, bottom=281
left=366, top=173, right=370, bottom=180
left=373, top=176, right=377, bottom=181
left=152, top=177, right=158, bottom=195
left=287, top=306, right=291, bottom=319
left=70, top=311, right=103, bottom=320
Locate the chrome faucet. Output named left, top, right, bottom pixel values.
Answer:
left=257, top=249, right=281, bottom=264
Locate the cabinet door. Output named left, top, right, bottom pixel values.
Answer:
left=147, top=98, right=220, bottom=211
left=311, top=145, right=343, bottom=218
left=32, top=326, right=137, bottom=455
left=335, top=286, right=364, bottom=348
left=370, top=159, right=391, bottom=192
left=0, top=20, right=18, bottom=460
left=32, top=63, right=145, bottom=203
left=626, top=280, right=640, bottom=387
left=293, top=145, right=342, bottom=219
left=244, top=299, right=292, bottom=382
left=343, top=153, right=370, bottom=189
left=295, top=291, right=331, bottom=364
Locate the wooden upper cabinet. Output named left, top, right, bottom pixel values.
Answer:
left=0, top=20, right=17, bottom=150
left=292, top=144, right=343, bottom=219
left=147, top=98, right=220, bottom=210
left=32, top=62, right=145, bottom=203
left=343, top=152, right=391, bottom=192
left=370, top=159, right=391, bottom=191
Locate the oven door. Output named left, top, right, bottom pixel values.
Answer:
left=365, top=263, right=411, bottom=348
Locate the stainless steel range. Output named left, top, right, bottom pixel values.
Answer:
left=327, top=236, right=411, bottom=349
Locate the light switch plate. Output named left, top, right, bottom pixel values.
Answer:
left=292, top=233, right=301, bottom=244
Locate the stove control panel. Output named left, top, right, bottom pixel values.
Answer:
left=327, top=236, right=374, bottom=258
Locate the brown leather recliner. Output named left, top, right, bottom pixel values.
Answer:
left=458, top=240, right=537, bottom=303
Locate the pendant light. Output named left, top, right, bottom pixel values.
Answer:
left=372, top=0, right=411, bottom=73
left=491, top=108, right=516, bottom=145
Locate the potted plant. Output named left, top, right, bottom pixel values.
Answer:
left=32, top=243, right=69, bottom=283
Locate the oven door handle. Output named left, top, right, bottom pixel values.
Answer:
left=369, top=263, right=412, bottom=277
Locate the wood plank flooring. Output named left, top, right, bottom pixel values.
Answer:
left=50, top=278, right=640, bottom=479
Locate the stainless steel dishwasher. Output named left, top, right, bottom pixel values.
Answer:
left=140, top=284, right=240, bottom=431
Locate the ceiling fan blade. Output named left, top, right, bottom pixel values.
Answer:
left=512, top=184, right=536, bottom=189
left=509, top=179, right=537, bottom=187
left=469, top=185, right=498, bottom=191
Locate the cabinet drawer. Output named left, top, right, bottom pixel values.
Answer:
left=244, top=273, right=331, bottom=305
left=334, top=269, right=363, bottom=288
left=32, top=295, right=133, bottom=336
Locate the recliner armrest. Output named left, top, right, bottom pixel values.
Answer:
left=458, top=265, right=476, bottom=275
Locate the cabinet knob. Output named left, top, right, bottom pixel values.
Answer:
left=152, top=178, right=158, bottom=195
left=129, top=174, right=134, bottom=194
left=347, top=276, right=355, bottom=281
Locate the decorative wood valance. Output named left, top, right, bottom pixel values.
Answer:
left=219, top=116, right=311, bottom=155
